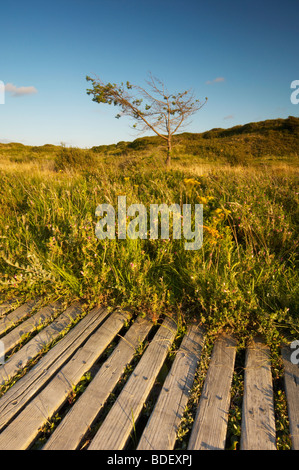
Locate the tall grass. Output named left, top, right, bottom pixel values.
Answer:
left=0, top=150, right=298, bottom=344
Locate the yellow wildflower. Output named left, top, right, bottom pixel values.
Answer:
left=197, top=196, right=208, bottom=204
left=184, top=178, right=201, bottom=186
left=214, top=207, right=231, bottom=218
left=203, top=225, right=221, bottom=238
left=223, top=208, right=231, bottom=216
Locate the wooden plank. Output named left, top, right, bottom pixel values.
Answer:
left=240, top=337, right=276, bottom=450
left=0, top=301, right=84, bottom=386
left=188, top=334, right=237, bottom=450
left=0, top=303, right=109, bottom=430
left=0, top=298, right=41, bottom=336
left=88, top=316, right=178, bottom=450
left=282, top=344, right=299, bottom=450
left=0, top=308, right=130, bottom=449
left=43, top=316, right=154, bottom=450
left=138, top=324, right=204, bottom=450
left=0, top=298, right=21, bottom=318
left=1, top=300, right=64, bottom=356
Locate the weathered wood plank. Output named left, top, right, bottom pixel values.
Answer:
left=282, top=344, right=299, bottom=450
left=137, top=324, right=204, bottom=450
left=0, top=303, right=109, bottom=430
left=187, top=334, right=237, bottom=450
left=0, top=298, right=21, bottom=318
left=43, top=316, right=154, bottom=450
left=0, top=298, right=41, bottom=336
left=241, top=337, right=276, bottom=450
left=1, top=300, right=64, bottom=356
left=0, top=308, right=130, bottom=449
left=88, top=316, right=178, bottom=450
left=0, top=301, right=83, bottom=386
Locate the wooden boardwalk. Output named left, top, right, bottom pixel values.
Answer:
left=0, top=297, right=298, bottom=451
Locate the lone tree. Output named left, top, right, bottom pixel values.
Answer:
left=86, top=73, right=207, bottom=166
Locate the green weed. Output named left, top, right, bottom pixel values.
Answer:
left=0, top=149, right=298, bottom=346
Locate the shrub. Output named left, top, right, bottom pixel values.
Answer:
left=54, top=146, right=97, bottom=171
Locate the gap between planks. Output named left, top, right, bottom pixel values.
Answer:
left=0, top=303, right=110, bottom=432
left=88, top=316, right=178, bottom=450
left=241, top=336, right=276, bottom=450
left=0, top=301, right=84, bottom=386
left=187, top=334, right=237, bottom=450
left=0, top=300, right=64, bottom=357
left=43, top=316, right=154, bottom=450
left=0, top=308, right=130, bottom=449
left=282, top=344, right=299, bottom=450
left=0, top=298, right=42, bottom=337
left=0, top=298, right=22, bottom=318
left=0, top=296, right=297, bottom=452
left=137, top=324, right=205, bottom=450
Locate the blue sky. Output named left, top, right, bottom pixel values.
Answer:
left=0, top=0, right=298, bottom=147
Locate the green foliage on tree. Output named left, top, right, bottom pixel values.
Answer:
left=86, top=73, right=207, bottom=165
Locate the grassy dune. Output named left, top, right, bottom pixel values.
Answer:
left=0, top=133, right=298, bottom=347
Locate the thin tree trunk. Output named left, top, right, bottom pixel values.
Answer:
left=165, top=137, right=172, bottom=166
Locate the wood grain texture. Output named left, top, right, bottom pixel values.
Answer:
left=0, top=308, right=129, bottom=449
left=1, top=300, right=63, bottom=356
left=188, top=334, right=237, bottom=450
left=88, top=316, right=178, bottom=450
left=0, top=303, right=108, bottom=431
left=137, top=324, right=204, bottom=450
left=0, top=298, right=20, bottom=318
left=282, top=345, right=299, bottom=450
left=0, top=298, right=41, bottom=336
left=0, top=301, right=84, bottom=386
left=43, top=316, right=154, bottom=450
left=241, top=337, right=276, bottom=450
left=0, top=293, right=296, bottom=451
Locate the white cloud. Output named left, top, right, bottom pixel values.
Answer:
left=223, top=114, right=234, bottom=120
left=5, top=83, right=38, bottom=97
left=206, top=77, right=225, bottom=85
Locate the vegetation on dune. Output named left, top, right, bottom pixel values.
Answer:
left=1, top=115, right=298, bottom=168
left=0, top=116, right=298, bottom=451
left=86, top=73, right=207, bottom=166
left=0, top=117, right=298, bottom=348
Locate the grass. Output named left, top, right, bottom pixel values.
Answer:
left=0, top=122, right=298, bottom=450
left=0, top=144, right=298, bottom=349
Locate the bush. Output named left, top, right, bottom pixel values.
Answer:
left=54, top=146, right=97, bottom=171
